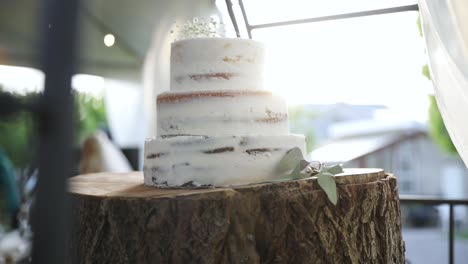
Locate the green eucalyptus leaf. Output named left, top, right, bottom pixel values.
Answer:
left=324, top=164, right=344, bottom=175
left=288, top=160, right=309, bottom=179
left=268, top=175, right=290, bottom=182
left=275, top=147, right=304, bottom=174
left=291, top=170, right=309, bottom=179
left=290, top=164, right=302, bottom=179
left=317, top=172, right=338, bottom=205
left=298, top=159, right=310, bottom=171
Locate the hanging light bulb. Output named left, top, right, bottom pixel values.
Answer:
left=104, top=34, right=115, bottom=47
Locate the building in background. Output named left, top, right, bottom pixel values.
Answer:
left=310, top=119, right=468, bottom=197
left=309, top=117, right=468, bottom=228
left=289, top=103, right=386, bottom=148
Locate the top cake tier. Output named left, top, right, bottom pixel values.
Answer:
left=170, top=38, right=265, bottom=91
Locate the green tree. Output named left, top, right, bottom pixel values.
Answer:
left=75, top=92, right=108, bottom=144
left=0, top=88, right=108, bottom=168
left=0, top=112, right=33, bottom=168
left=428, top=95, right=457, bottom=155
left=0, top=90, right=36, bottom=167
left=288, top=105, right=316, bottom=153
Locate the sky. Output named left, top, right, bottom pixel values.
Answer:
left=217, top=0, right=433, bottom=122
left=0, top=65, right=105, bottom=98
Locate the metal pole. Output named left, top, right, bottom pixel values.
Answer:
left=32, top=0, right=79, bottom=263
left=238, top=4, right=419, bottom=37
left=237, top=0, right=252, bottom=39
left=225, top=0, right=241, bottom=38
left=449, top=204, right=454, bottom=264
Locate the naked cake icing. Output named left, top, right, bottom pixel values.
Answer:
left=144, top=37, right=306, bottom=186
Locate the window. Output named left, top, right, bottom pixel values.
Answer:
left=241, top=0, right=418, bottom=25
left=219, top=0, right=430, bottom=122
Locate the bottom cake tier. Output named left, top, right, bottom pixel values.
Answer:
left=143, top=134, right=306, bottom=186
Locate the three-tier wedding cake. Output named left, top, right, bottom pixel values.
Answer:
left=144, top=37, right=306, bottom=186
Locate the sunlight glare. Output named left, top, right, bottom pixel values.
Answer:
left=253, top=12, right=431, bottom=122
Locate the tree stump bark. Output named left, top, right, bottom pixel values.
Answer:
left=68, top=169, right=405, bottom=264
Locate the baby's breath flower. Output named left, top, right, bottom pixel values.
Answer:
left=170, top=16, right=226, bottom=41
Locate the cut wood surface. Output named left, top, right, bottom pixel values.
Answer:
left=69, top=169, right=405, bottom=264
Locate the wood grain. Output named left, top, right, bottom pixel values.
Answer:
left=68, top=168, right=405, bottom=264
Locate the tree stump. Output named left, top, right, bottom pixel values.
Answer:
left=68, top=169, right=405, bottom=264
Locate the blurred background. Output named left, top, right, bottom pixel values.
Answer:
left=1, top=0, right=468, bottom=263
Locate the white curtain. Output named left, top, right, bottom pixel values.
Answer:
left=419, top=0, right=468, bottom=167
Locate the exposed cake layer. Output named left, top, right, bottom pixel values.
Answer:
left=143, top=134, right=306, bottom=186
left=157, top=90, right=289, bottom=136
left=171, top=38, right=264, bottom=91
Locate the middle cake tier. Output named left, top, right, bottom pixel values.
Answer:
left=157, top=90, right=289, bottom=136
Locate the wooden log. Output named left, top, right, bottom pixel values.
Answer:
left=68, top=169, right=405, bottom=264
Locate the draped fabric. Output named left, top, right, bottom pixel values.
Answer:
left=419, top=0, right=468, bottom=167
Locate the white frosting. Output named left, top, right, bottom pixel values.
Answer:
left=143, top=135, right=306, bottom=186
left=157, top=90, right=288, bottom=136
left=143, top=37, right=306, bottom=187
left=170, top=38, right=265, bottom=91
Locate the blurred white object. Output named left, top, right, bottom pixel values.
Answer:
left=79, top=131, right=132, bottom=174
left=0, top=231, right=31, bottom=263
left=104, top=79, right=145, bottom=148
left=419, top=0, right=468, bottom=167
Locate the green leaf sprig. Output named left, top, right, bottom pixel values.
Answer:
left=315, top=164, right=342, bottom=205
left=275, top=147, right=343, bottom=205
